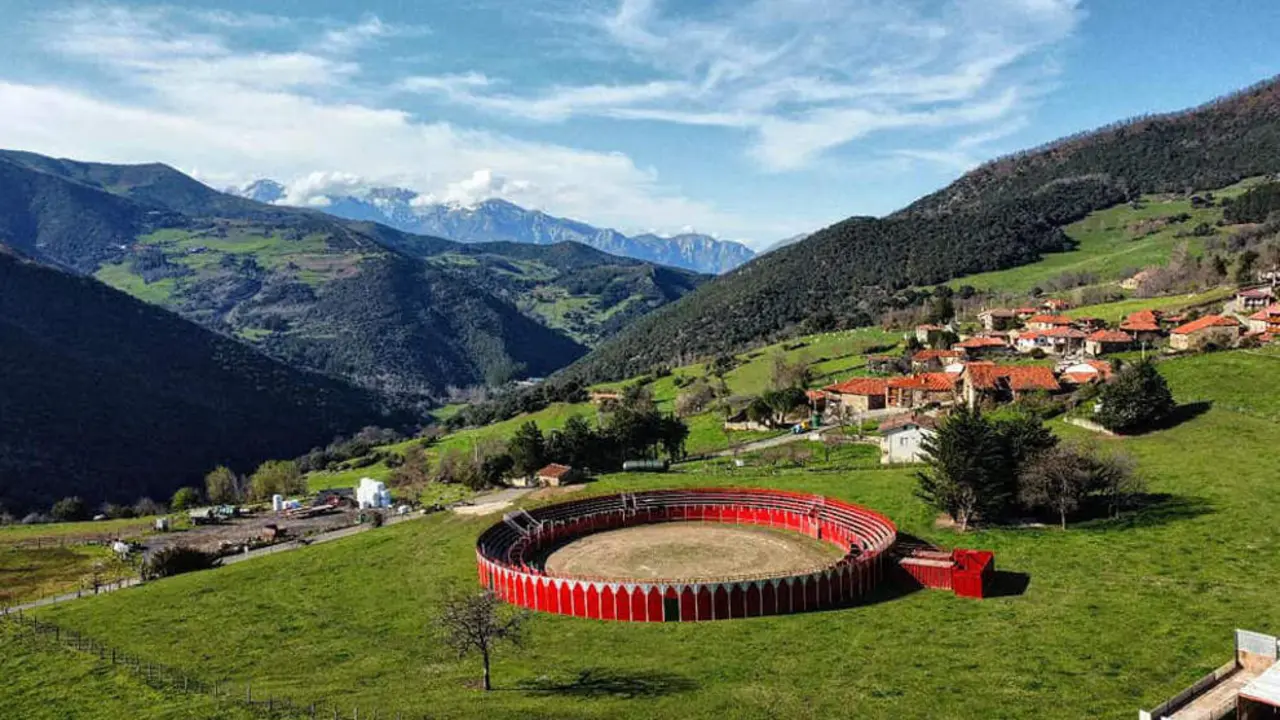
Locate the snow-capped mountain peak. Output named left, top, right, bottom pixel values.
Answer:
left=228, top=180, right=756, bottom=274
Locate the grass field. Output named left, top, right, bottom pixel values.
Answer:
left=0, top=545, right=134, bottom=606
left=1063, top=288, right=1235, bottom=324
left=24, top=349, right=1280, bottom=719
left=0, top=623, right=258, bottom=720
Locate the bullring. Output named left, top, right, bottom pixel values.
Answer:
left=475, top=488, right=897, bottom=621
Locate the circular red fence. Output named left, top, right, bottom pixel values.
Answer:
left=475, top=488, right=897, bottom=622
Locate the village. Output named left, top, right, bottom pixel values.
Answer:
left=790, top=284, right=1280, bottom=465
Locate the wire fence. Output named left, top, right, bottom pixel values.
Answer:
left=2, top=609, right=419, bottom=719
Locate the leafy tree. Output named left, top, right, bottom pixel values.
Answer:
left=915, top=407, right=1007, bottom=531
left=926, top=293, right=955, bottom=325
left=204, top=466, right=241, bottom=504
left=659, top=415, right=690, bottom=461
left=545, top=415, right=597, bottom=469
left=507, top=421, right=546, bottom=478
left=437, top=589, right=529, bottom=692
left=1235, top=249, right=1260, bottom=284
left=476, top=453, right=514, bottom=490
left=762, top=387, right=809, bottom=426
left=993, top=411, right=1059, bottom=493
left=1095, top=360, right=1176, bottom=433
left=170, top=486, right=202, bottom=511
left=746, top=397, right=773, bottom=427
left=50, top=496, right=88, bottom=522
left=620, top=383, right=656, bottom=412
left=249, top=460, right=304, bottom=500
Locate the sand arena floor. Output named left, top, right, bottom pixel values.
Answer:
left=541, top=522, right=844, bottom=582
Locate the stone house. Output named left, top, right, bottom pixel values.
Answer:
left=1169, top=315, right=1242, bottom=351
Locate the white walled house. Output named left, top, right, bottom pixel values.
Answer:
left=878, top=415, right=937, bottom=465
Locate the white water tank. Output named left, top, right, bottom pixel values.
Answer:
left=272, top=494, right=284, bottom=512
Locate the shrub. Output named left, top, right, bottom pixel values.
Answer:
left=144, top=547, right=221, bottom=579
left=50, top=496, right=88, bottom=522
left=170, top=487, right=202, bottom=511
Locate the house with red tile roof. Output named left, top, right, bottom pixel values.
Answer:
left=1041, top=298, right=1072, bottom=312
left=1085, top=329, right=1133, bottom=356
left=911, top=349, right=964, bottom=372
left=823, top=377, right=888, bottom=415
left=960, top=364, right=1060, bottom=408
left=1231, top=286, right=1275, bottom=312
left=1169, top=315, right=1242, bottom=351
left=804, top=389, right=828, bottom=412
left=915, top=323, right=946, bottom=343
left=1013, top=307, right=1040, bottom=319
left=535, top=463, right=583, bottom=487
left=1119, top=309, right=1165, bottom=344
left=886, top=373, right=960, bottom=409
left=1247, top=303, right=1280, bottom=339
left=953, top=336, right=1011, bottom=358
left=1025, top=314, right=1075, bottom=331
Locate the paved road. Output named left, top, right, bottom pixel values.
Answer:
left=451, top=487, right=533, bottom=515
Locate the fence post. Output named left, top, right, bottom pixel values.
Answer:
left=247, top=683, right=252, bottom=703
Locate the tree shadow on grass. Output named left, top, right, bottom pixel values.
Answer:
left=1121, top=401, right=1213, bottom=435
left=517, top=668, right=698, bottom=699
left=1073, top=493, right=1215, bottom=532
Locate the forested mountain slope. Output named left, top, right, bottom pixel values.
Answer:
left=0, top=151, right=702, bottom=398
left=566, top=77, right=1280, bottom=383
left=0, top=252, right=402, bottom=514
left=905, top=76, right=1280, bottom=216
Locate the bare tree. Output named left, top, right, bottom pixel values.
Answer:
left=437, top=590, right=529, bottom=691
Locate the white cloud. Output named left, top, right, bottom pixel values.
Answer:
left=0, top=5, right=745, bottom=241
left=404, top=0, right=1084, bottom=171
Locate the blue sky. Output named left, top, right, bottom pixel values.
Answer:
left=1, top=0, right=1278, bottom=248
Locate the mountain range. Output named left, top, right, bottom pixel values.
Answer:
left=0, top=150, right=705, bottom=406
left=566, top=76, right=1280, bottom=383
left=230, top=180, right=756, bottom=275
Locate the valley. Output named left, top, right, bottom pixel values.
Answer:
left=6, top=58, right=1280, bottom=720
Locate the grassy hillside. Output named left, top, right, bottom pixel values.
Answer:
left=0, top=623, right=258, bottom=720
left=948, top=179, right=1260, bottom=295
left=0, top=253, right=403, bottom=514
left=23, top=348, right=1280, bottom=718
